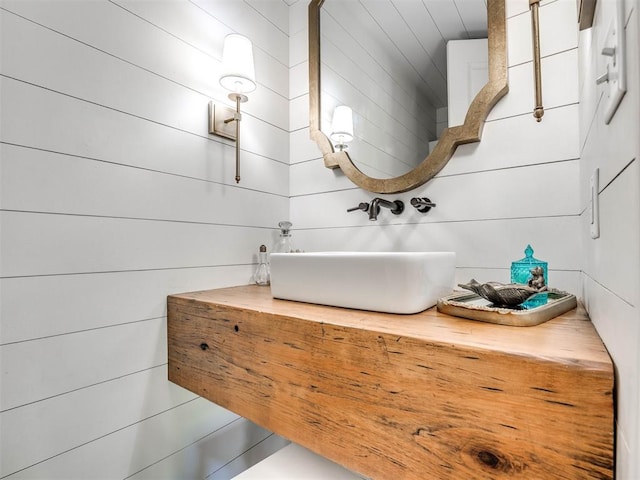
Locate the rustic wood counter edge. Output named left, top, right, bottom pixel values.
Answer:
left=167, top=285, right=614, bottom=480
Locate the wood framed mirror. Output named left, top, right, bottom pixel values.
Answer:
left=309, top=0, right=508, bottom=194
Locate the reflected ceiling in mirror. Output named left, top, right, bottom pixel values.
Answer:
left=309, top=0, right=508, bottom=193
left=321, top=0, right=486, bottom=179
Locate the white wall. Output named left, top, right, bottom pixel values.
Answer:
left=578, top=0, right=640, bottom=477
left=3, top=0, right=637, bottom=478
left=0, top=0, right=290, bottom=478
left=290, top=0, right=582, bottom=296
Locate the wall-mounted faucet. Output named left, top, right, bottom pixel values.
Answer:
left=410, top=197, right=436, bottom=213
left=346, top=202, right=369, bottom=214
left=368, top=198, right=404, bottom=221
left=348, top=198, right=404, bottom=221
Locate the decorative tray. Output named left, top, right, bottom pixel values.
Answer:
left=437, top=289, right=577, bottom=326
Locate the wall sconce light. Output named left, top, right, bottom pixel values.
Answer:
left=330, top=105, right=353, bottom=151
left=208, top=33, right=256, bottom=183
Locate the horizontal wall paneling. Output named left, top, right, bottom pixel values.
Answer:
left=0, top=265, right=255, bottom=345
left=1, top=1, right=293, bottom=477
left=0, top=366, right=203, bottom=477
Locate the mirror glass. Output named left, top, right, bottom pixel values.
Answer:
left=320, top=0, right=487, bottom=179
left=309, top=0, right=507, bottom=193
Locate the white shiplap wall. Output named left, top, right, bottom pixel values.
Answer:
left=290, top=0, right=582, bottom=297
left=3, top=0, right=637, bottom=479
left=579, top=0, right=640, bottom=477
left=0, top=0, right=290, bottom=478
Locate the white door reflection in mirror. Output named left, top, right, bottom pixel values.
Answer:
left=447, top=39, right=488, bottom=127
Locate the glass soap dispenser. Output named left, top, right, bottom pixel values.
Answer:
left=254, top=245, right=270, bottom=286
left=274, top=221, right=295, bottom=253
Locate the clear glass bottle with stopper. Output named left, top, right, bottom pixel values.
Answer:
left=254, top=245, right=270, bottom=286
left=274, top=221, right=295, bottom=253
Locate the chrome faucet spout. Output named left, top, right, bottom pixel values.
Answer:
left=368, top=198, right=404, bottom=221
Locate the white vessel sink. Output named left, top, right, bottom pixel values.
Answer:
left=270, top=251, right=456, bottom=314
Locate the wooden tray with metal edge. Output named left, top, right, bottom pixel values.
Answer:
left=437, top=289, right=577, bottom=326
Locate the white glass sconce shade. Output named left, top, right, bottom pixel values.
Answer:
left=330, top=106, right=354, bottom=147
left=219, top=34, right=256, bottom=94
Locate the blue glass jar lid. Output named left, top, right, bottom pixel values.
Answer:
left=513, top=244, right=543, bottom=265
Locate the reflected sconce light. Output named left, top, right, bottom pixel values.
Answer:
left=330, top=105, right=354, bottom=151
left=208, top=33, right=256, bottom=183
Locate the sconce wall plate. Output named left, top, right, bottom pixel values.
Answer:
left=578, top=0, right=597, bottom=30
left=209, top=102, right=237, bottom=141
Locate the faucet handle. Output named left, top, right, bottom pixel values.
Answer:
left=347, top=202, right=369, bottom=213
left=410, top=197, right=436, bottom=213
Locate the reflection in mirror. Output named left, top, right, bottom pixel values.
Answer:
left=309, top=0, right=508, bottom=193
left=330, top=105, right=354, bottom=151
left=321, top=0, right=488, bottom=179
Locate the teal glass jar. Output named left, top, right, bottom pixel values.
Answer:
left=511, top=244, right=547, bottom=285
left=511, top=245, right=548, bottom=308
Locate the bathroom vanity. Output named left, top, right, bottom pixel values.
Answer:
left=167, top=285, right=613, bottom=479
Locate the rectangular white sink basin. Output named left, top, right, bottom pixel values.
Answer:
left=270, top=251, right=456, bottom=314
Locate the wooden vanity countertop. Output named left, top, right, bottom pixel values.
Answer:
left=170, top=285, right=611, bottom=368
left=168, top=285, right=614, bottom=479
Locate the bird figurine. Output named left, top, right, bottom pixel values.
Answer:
left=528, top=266, right=546, bottom=289
left=458, top=279, right=547, bottom=307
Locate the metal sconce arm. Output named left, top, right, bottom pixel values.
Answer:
left=209, top=93, right=248, bottom=184
left=530, top=0, right=544, bottom=122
